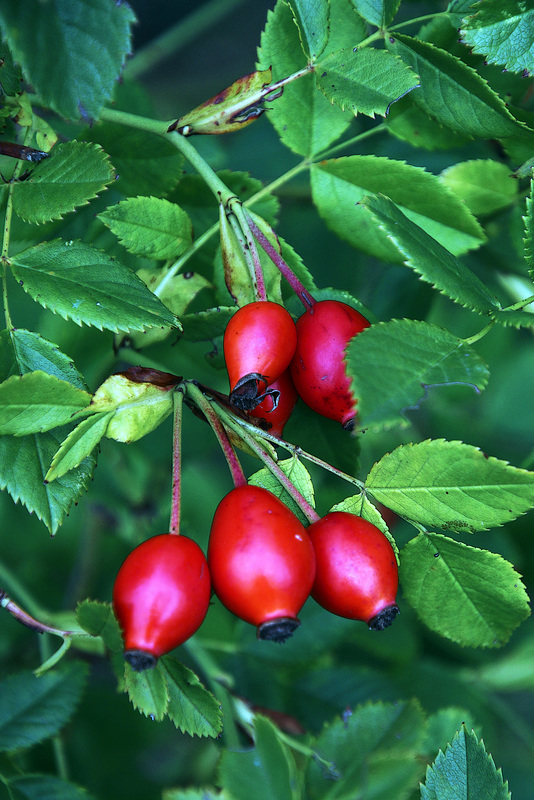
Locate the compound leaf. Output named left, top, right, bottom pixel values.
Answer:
left=365, top=439, right=534, bottom=532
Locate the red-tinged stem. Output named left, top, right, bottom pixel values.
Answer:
left=214, top=403, right=320, bottom=524
left=185, top=382, right=247, bottom=488
left=245, top=212, right=316, bottom=310
left=169, top=387, right=185, bottom=535
left=0, top=590, right=75, bottom=638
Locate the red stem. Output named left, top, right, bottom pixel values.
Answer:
left=245, top=213, right=316, bottom=309
left=169, top=388, right=184, bottom=535
left=185, top=382, right=247, bottom=488
left=214, top=403, right=320, bottom=524
left=0, top=590, right=74, bottom=637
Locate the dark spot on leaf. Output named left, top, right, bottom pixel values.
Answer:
left=184, top=271, right=194, bottom=279
left=434, top=552, right=440, bottom=558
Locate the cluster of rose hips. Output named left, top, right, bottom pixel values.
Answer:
left=112, top=298, right=399, bottom=672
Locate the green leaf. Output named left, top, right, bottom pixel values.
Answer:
left=256, top=0, right=357, bottom=156
left=90, top=373, right=175, bottom=443
left=0, top=330, right=94, bottom=533
left=98, top=196, right=193, bottom=261
left=315, top=47, right=419, bottom=118
left=0, top=663, right=88, bottom=753
left=180, top=307, right=235, bottom=342
left=400, top=532, right=530, bottom=647
left=9, top=239, right=179, bottom=333
left=352, top=0, right=401, bottom=27
left=12, top=141, right=114, bottom=224
left=524, top=177, right=534, bottom=279
left=360, top=194, right=500, bottom=312
left=311, top=157, right=486, bottom=264
left=164, top=790, right=230, bottom=800
left=347, top=319, right=489, bottom=430
left=440, top=159, right=518, bottom=217
left=219, top=204, right=258, bottom=306
left=0, top=38, right=22, bottom=96
left=248, top=457, right=316, bottom=525
left=0, top=371, right=90, bottom=436
left=158, top=657, right=223, bottom=739
left=365, top=439, right=534, bottom=532
left=287, top=0, right=330, bottom=59
left=386, top=94, right=471, bottom=150
left=0, top=329, right=86, bottom=388
left=422, top=707, right=477, bottom=758
left=0, top=0, right=135, bottom=120
left=0, top=425, right=96, bottom=534
left=124, top=662, right=169, bottom=722
left=130, top=268, right=211, bottom=348
left=460, top=1, right=534, bottom=75
left=421, top=726, right=511, bottom=799
left=45, top=412, right=111, bottom=483
left=84, top=124, right=185, bottom=198
left=386, top=33, right=524, bottom=138
left=306, top=700, right=426, bottom=800
left=219, top=715, right=296, bottom=800
left=5, top=774, right=97, bottom=800
left=75, top=600, right=123, bottom=654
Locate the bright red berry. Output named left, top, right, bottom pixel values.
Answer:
left=224, top=301, right=297, bottom=411
left=307, top=511, right=399, bottom=630
left=246, top=369, right=298, bottom=438
left=290, top=300, right=370, bottom=430
left=112, top=534, right=211, bottom=671
left=208, top=485, right=316, bottom=642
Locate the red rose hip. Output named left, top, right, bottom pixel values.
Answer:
left=113, top=533, right=211, bottom=671
left=208, top=485, right=316, bottom=642
left=290, top=299, right=370, bottom=429
left=224, top=301, right=297, bottom=411
left=307, top=511, right=399, bottom=630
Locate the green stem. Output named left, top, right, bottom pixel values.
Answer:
left=214, top=410, right=364, bottom=489
left=315, top=123, right=387, bottom=160
left=124, top=0, right=250, bottom=80
left=462, top=320, right=497, bottom=346
left=169, top=388, right=185, bottom=535
left=185, top=382, right=247, bottom=487
left=214, top=403, right=320, bottom=523
left=502, top=292, right=534, bottom=312
left=388, top=12, right=447, bottom=34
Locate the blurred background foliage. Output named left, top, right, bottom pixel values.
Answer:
left=1, top=1, right=534, bottom=798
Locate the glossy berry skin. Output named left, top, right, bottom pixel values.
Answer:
left=290, top=300, right=370, bottom=429
left=307, top=512, right=399, bottom=630
left=113, top=534, right=211, bottom=671
left=246, top=369, right=298, bottom=438
left=208, top=485, right=316, bottom=642
left=224, top=301, right=297, bottom=411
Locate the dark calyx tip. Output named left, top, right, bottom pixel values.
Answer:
left=342, top=417, right=356, bottom=432
left=124, top=649, right=158, bottom=671
left=368, top=604, right=399, bottom=631
left=230, top=373, right=267, bottom=411
left=257, top=616, right=301, bottom=643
